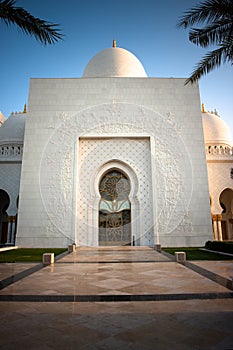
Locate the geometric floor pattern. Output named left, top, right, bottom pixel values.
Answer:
left=0, top=246, right=233, bottom=349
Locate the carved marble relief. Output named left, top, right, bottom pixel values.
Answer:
left=40, top=102, right=193, bottom=243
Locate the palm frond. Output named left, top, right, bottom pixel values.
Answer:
left=178, top=0, right=233, bottom=83
left=189, top=19, right=233, bottom=47
left=0, top=0, right=64, bottom=45
left=185, top=43, right=232, bottom=85
left=177, top=0, right=233, bottom=28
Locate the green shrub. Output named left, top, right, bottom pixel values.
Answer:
left=0, top=248, right=66, bottom=262
left=205, top=241, right=233, bottom=254
left=163, top=247, right=233, bottom=260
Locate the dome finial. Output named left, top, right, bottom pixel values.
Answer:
left=23, top=103, right=27, bottom=114
left=201, top=102, right=206, bottom=113
left=112, top=39, right=116, bottom=48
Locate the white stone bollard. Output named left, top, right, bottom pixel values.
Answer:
left=154, top=244, right=161, bottom=252
left=43, top=253, right=54, bottom=265
left=68, top=244, right=76, bottom=253
left=175, top=251, right=186, bottom=263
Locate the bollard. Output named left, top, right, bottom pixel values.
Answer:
left=154, top=244, right=161, bottom=252
left=175, top=251, right=186, bottom=264
left=43, top=253, right=54, bottom=265
left=68, top=244, right=76, bottom=253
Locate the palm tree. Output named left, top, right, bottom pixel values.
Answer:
left=177, top=0, right=233, bottom=84
left=0, top=0, right=63, bottom=45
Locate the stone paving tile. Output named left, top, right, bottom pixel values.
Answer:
left=192, top=261, right=233, bottom=280
left=0, top=248, right=232, bottom=297
left=0, top=300, right=233, bottom=350
left=59, top=246, right=170, bottom=263
left=0, top=263, right=38, bottom=281
left=0, top=259, right=230, bottom=296
left=0, top=247, right=233, bottom=349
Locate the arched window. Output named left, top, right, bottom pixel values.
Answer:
left=99, top=169, right=131, bottom=246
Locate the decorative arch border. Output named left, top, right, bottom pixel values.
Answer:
left=82, top=160, right=140, bottom=246
left=39, top=102, right=194, bottom=244
left=219, top=187, right=233, bottom=214
left=0, top=188, right=10, bottom=214
left=0, top=188, right=17, bottom=245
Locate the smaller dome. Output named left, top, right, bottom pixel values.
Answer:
left=83, top=47, right=147, bottom=78
left=202, top=112, right=232, bottom=146
left=0, top=113, right=26, bottom=144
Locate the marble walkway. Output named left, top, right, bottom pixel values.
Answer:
left=0, top=246, right=232, bottom=349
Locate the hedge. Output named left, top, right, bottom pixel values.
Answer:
left=205, top=241, right=233, bottom=254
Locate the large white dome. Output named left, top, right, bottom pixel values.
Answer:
left=82, top=47, right=147, bottom=78
left=202, top=112, right=232, bottom=146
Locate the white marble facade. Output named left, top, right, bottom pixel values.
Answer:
left=0, top=113, right=26, bottom=245
left=202, top=110, right=233, bottom=240
left=15, top=70, right=213, bottom=247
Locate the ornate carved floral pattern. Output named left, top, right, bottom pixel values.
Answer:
left=39, top=103, right=193, bottom=243
left=99, top=170, right=130, bottom=201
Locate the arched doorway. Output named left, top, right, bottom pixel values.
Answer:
left=99, top=169, right=131, bottom=246
left=0, top=190, right=10, bottom=245
left=219, top=188, right=233, bottom=240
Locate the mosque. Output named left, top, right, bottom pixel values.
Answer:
left=0, top=42, right=232, bottom=248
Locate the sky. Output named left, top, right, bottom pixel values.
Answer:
left=1, top=0, right=232, bottom=134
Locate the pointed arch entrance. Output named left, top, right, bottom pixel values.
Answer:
left=0, top=189, right=10, bottom=245
left=99, top=169, right=131, bottom=246
left=219, top=188, right=233, bottom=240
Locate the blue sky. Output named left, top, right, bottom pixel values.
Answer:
left=1, top=0, right=232, bottom=133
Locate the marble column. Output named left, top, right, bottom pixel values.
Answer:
left=6, top=216, right=12, bottom=244
left=217, top=214, right=223, bottom=241
left=11, top=217, right=16, bottom=244
left=212, top=214, right=218, bottom=241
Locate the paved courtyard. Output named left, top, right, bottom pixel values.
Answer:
left=0, top=246, right=232, bottom=349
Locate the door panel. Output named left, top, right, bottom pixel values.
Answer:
left=99, top=209, right=131, bottom=246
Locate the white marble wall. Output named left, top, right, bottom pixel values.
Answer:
left=16, top=77, right=213, bottom=247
